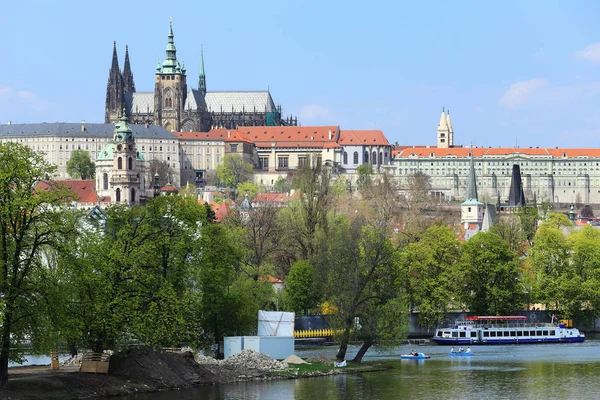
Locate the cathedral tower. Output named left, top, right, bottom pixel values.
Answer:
left=105, top=42, right=124, bottom=123
left=437, top=107, right=451, bottom=148
left=198, top=48, right=206, bottom=97
left=123, top=45, right=136, bottom=93
left=154, top=19, right=187, bottom=132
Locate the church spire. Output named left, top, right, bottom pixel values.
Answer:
left=110, top=41, right=120, bottom=73
left=161, top=17, right=182, bottom=73
left=198, top=47, right=206, bottom=97
left=123, top=45, right=136, bottom=93
left=466, top=155, right=478, bottom=201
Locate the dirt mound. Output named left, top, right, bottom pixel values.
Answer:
left=109, top=347, right=218, bottom=388
left=283, top=355, right=309, bottom=364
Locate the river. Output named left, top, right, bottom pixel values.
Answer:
left=103, top=341, right=599, bottom=399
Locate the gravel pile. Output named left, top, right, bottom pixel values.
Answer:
left=219, top=350, right=288, bottom=371
left=196, top=355, right=220, bottom=365
left=61, top=354, right=84, bottom=367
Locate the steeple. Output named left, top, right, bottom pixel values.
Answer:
left=446, top=109, right=454, bottom=147
left=508, top=164, right=525, bottom=207
left=105, top=41, right=124, bottom=123
left=466, top=155, right=479, bottom=201
left=123, top=45, right=136, bottom=93
left=437, top=107, right=451, bottom=148
left=110, top=41, right=120, bottom=73
left=161, top=18, right=182, bottom=73
left=198, top=47, right=206, bottom=97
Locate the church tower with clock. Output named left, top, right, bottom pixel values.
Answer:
left=96, top=110, right=145, bottom=204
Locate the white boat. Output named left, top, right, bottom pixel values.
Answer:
left=433, top=316, right=585, bottom=345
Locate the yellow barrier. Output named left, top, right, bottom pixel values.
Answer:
left=294, top=329, right=343, bottom=338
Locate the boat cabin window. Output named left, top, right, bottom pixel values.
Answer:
left=524, top=331, right=530, bottom=336
left=517, top=331, right=523, bottom=337
left=490, top=331, right=497, bottom=337
left=543, top=330, right=548, bottom=336
left=504, top=331, right=510, bottom=337
left=483, top=331, right=489, bottom=337
left=510, top=331, right=516, bottom=336
left=550, top=330, right=556, bottom=336
left=470, top=332, right=477, bottom=338
left=537, top=331, right=543, bottom=336
left=452, top=332, right=458, bottom=338
left=459, top=332, right=466, bottom=338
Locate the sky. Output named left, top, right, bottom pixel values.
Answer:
left=1, top=0, right=600, bottom=148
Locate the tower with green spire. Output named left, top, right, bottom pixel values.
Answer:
left=154, top=18, right=187, bottom=132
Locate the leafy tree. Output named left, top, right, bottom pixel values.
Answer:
left=407, top=172, right=431, bottom=203
left=540, top=212, right=573, bottom=229
left=0, top=143, right=75, bottom=386
left=274, top=176, right=292, bottom=193
left=490, top=215, right=527, bottom=255
left=66, top=149, right=96, bottom=179
left=236, top=181, right=259, bottom=200
left=399, top=225, right=461, bottom=327
left=528, top=225, right=571, bottom=310
left=357, top=163, right=373, bottom=190
left=216, top=154, right=253, bottom=188
left=515, top=206, right=540, bottom=242
left=458, top=232, right=522, bottom=315
left=285, top=260, right=318, bottom=314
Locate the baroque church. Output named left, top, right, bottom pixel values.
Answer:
left=105, top=21, right=297, bottom=132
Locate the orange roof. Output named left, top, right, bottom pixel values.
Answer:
left=226, top=130, right=254, bottom=144
left=210, top=201, right=232, bottom=222
left=236, top=126, right=340, bottom=149
left=395, top=147, right=600, bottom=158
left=160, top=184, right=178, bottom=193
left=259, top=275, right=284, bottom=284
left=254, top=193, right=288, bottom=203
left=36, top=180, right=98, bottom=203
left=338, top=130, right=390, bottom=146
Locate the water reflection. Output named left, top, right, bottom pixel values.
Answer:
left=104, top=342, right=600, bottom=400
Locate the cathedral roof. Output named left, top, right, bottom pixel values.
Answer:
left=184, top=89, right=207, bottom=112
left=0, top=122, right=174, bottom=140
left=338, top=130, right=390, bottom=146
left=125, top=92, right=154, bottom=114
left=205, top=91, right=276, bottom=114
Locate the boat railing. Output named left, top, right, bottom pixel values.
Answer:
left=456, top=322, right=554, bottom=329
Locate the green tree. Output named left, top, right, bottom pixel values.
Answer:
left=236, top=181, right=259, bottom=200
left=216, top=154, right=254, bottom=188
left=66, top=149, right=96, bottom=179
left=357, top=163, right=373, bottom=190
left=540, top=212, right=574, bottom=229
left=458, top=232, right=522, bottom=315
left=527, top=225, right=571, bottom=310
left=285, top=260, right=318, bottom=314
left=0, top=143, right=75, bottom=386
left=515, top=206, right=540, bottom=242
left=399, top=225, right=461, bottom=327
left=147, top=159, right=174, bottom=187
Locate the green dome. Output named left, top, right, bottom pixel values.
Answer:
left=97, top=143, right=144, bottom=161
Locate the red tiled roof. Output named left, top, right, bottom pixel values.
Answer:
left=210, top=201, right=232, bottom=222
left=160, top=184, right=178, bottom=193
left=36, top=180, right=98, bottom=203
left=254, top=193, right=288, bottom=203
left=259, top=275, right=284, bottom=284
left=394, top=147, right=600, bottom=158
left=176, top=129, right=229, bottom=140
left=338, top=130, right=390, bottom=146
left=236, top=126, right=340, bottom=149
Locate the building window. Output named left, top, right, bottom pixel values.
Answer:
left=343, top=152, right=348, bottom=164
left=259, top=157, right=269, bottom=170
left=118, top=157, right=123, bottom=169
left=103, top=173, right=108, bottom=190
left=230, top=144, right=238, bottom=153
left=379, top=152, right=383, bottom=165
left=278, top=157, right=289, bottom=169
left=372, top=151, right=377, bottom=165
left=353, top=151, right=359, bottom=165
left=365, top=151, right=369, bottom=163
left=128, top=157, right=133, bottom=170
left=116, top=188, right=121, bottom=202
left=131, top=188, right=135, bottom=203
left=298, top=156, right=308, bottom=167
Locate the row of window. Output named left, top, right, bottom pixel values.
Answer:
left=342, top=151, right=388, bottom=166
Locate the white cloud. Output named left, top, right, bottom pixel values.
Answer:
left=499, top=79, right=548, bottom=109
left=575, top=43, right=600, bottom=64
left=298, top=104, right=331, bottom=121
left=0, top=85, right=51, bottom=117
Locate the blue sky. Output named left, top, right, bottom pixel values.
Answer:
left=1, top=1, right=600, bottom=148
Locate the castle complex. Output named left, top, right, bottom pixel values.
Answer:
left=105, top=21, right=297, bottom=132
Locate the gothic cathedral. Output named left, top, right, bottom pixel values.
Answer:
left=105, top=20, right=297, bottom=132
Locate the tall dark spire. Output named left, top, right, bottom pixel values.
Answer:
left=123, top=45, right=135, bottom=93
left=105, top=41, right=124, bottom=123
left=198, top=47, right=206, bottom=97
left=508, top=164, right=526, bottom=207
left=466, top=155, right=478, bottom=201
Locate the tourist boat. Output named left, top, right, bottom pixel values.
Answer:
left=433, top=316, right=585, bottom=345
left=400, top=353, right=431, bottom=359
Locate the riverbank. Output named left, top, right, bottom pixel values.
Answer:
left=0, top=349, right=390, bottom=400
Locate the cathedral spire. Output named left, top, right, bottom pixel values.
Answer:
left=123, top=45, right=136, bottom=93
left=198, top=47, right=206, bottom=97
left=161, top=17, right=181, bottom=73
left=466, top=155, right=478, bottom=201
left=110, top=41, right=120, bottom=73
